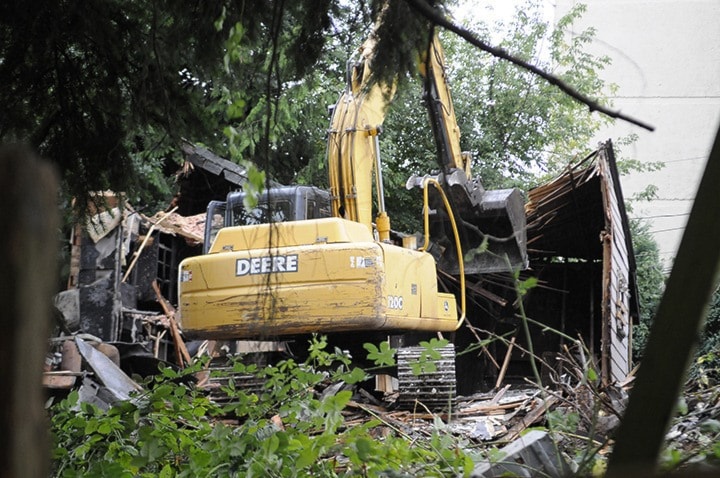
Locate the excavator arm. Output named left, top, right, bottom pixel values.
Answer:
left=410, top=33, right=528, bottom=274
left=420, top=36, right=470, bottom=176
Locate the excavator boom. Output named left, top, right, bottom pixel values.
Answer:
left=327, top=36, right=394, bottom=236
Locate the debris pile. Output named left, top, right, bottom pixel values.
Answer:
left=44, top=337, right=143, bottom=410
left=664, top=382, right=720, bottom=468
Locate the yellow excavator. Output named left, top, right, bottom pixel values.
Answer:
left=177, top=32, right=526, bottom=406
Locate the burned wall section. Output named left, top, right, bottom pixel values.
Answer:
left=61, top=200, right=136, bottom=344
left=46, top=144, right=257, bottom=405
left=55, top=202, right=208, bottom=383
left=52, top=145, right=251, bottom=379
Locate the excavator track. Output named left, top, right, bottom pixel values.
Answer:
left=396, top=344, right=456, bottom=411
left=202, top=358, right=266, bottom=406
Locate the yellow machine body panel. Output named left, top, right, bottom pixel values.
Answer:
left=178, top=217, right=458, bottom=339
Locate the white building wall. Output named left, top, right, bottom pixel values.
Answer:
left=555, top=0, right=720, bottom=270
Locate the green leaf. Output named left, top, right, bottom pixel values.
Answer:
left=364, top=341, right=396, bottom=367
left=517, top=276, right=539, bottom=296
left=213, top=6, right=227, bottom=32
left=242, top=164, right=266, bottom=210
left=355, top=437, right=374, bottom=462
left=97, top=420, right=113, bottom=435
left=464, top=237, right=489, bottom=261
left=84, top=418, right=98, bottom=435
left=227, top=98, right=247, bottom=120
left=295, top=446, right=318, bottom=469
left=264, top=433, right=280, bottom=456
left=159, top=464, right=174, bottom=478
left=342, top=367, right=369, bottom=385
left=487, top=447, right=506, bottom=464
left=141, top=438, right=164, bottom=463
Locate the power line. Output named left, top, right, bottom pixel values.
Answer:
left=650, top=227, right=686, bottom=234
left=662, top=156, right=707, bottom=164
left=610, top=95, right=720, bottom=99
left=633, top=213, right=690, bottom=219
left=652, top=198, right=694, bottom=202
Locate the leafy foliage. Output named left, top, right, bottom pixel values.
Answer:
left=631, top=219, right=666, bottom=362
left=449, top=2, right=612, bottom=182
left=409, top=338, right=451, bottom=375
left=363, top=341, right=397, bottom=367
left=630, top=215, right=720, bottom=381
left=1, top=0, right=615, bottom=221
left=50, top=337, right=474, bottom=477
left=692, top=287, right=720, bottom=384
left=2, top=0, right=464, bottom=211
left=0, top=0, right=235, bottom=208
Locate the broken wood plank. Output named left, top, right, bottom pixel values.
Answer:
left=42, top=374, right=79, bottom=389
left=495, top=336, right=517, bottom=389
left=456, top=399, right=528, bottom=417
left=151, top=280, right=191, bottom=367
left=122, top=206, right=178, bottom=282
left=503, top=396, right=558, bottom=443
left=490, top=384, right=511, bottom=405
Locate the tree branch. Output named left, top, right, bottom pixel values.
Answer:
left=404, top=0, right=655, bottom=132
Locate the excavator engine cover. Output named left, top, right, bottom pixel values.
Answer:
left=178, top=217, right=459, bottom=339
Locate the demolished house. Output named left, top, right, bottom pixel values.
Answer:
left=46, top=140, right=638, bottom=403
left=523, top=140, right=638, bottom=385
left=47, top=143, right=251, bottom=400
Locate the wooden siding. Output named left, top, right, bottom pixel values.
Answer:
left=598, top=146, right=633, bottom=382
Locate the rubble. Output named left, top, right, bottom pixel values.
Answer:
left=662, top=382, right=720, bottom=468
left=44, top=337, right=144, bottom=410
left=74, top=338, right=141, bottom=403
left=470, top=430, right=574, bottom=477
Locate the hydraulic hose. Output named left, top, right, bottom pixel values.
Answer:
left=419, top=178, right=466, bottom=330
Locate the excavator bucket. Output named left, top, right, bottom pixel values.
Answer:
left=416, top=169, right=528, bottom=275
left=460, top=187, right=527, bottom=274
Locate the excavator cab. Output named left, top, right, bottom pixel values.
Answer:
left=202, top=186, right=332, bottom=253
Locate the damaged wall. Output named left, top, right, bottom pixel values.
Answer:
left=52, top=144, right=250, bottom=377
left=524, top=141, right=638, bottom=384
